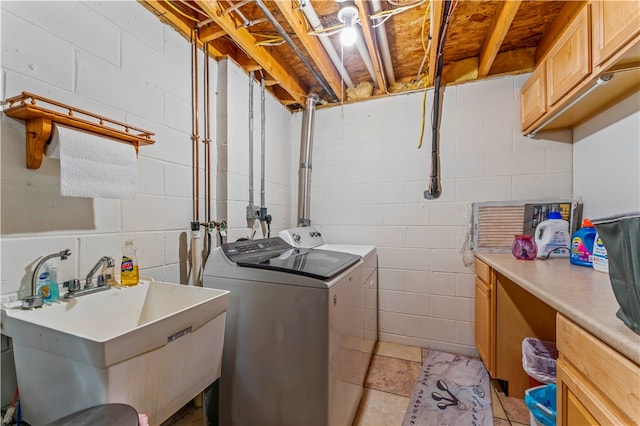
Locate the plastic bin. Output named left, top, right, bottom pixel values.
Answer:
left=522, top=338, right=558, bottom=384
left=525, top=384, right=557, bottom=426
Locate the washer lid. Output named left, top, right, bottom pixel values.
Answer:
left=222, top=237, right=360, bottom=280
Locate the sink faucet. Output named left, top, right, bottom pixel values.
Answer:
left=23, top=249, right=72, bottom=309
left=85, top=256, right=115, bottom=288
left=63, top=256, right=115, bottom=299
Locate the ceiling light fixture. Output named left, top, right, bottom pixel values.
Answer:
left=337, top=1, right=358, bottom=47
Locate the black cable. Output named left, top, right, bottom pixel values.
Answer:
left=425, top=0, right=453, bottom=200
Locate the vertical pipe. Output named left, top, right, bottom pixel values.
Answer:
left=297, top=94, right=320, bottom=226
left=370, top=0, right=396, bottom=85
left=248, top=71, right=255, bottom=207
left=191, top=29, right=200, bottom=222
left=260, top=77, right=266, bottom=209
left=204, top=41, right=211, bottom=222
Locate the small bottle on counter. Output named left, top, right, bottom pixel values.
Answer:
left=44, top=265, right=60, bottom=302
left=592, top=231, right=609, bottom=273
left=120, top=240, right=139, bottom=286
left=570, top=219, right=596, bottom=267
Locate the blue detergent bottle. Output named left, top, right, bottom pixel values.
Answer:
left=570, top=218, right=596, bottom=267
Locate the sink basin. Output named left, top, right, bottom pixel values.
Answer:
left=1, top=279, right=230, bottom=425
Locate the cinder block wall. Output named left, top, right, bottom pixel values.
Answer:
left=298, top=76, right=574, bottom=356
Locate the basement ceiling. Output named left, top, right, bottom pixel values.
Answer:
left=141, top=0, right=577, bottom=110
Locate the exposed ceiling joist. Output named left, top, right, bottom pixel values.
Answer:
left=354, top=0, right=386, bottom=90
left=478, top=0, right=521, bottom=77
left=428, top=0, right=444, bottom=86
left=274, top=1, right=344, bottom=101
left=140, top=0, right=234, bottom=58
left=194, top=0, right=308, bottom=105
left=199, top=25, right=227, bottom=42
left=535, top=0, right=587, bottom=64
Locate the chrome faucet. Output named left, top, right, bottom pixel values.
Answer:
left=63, top=256, right=114, bottom=299
left=85, top=256, right=115, bottom=288
left=23, top=249, right=72, bottom=309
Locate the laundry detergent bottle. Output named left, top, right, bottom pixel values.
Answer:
left=120, top=240, right=139, bottom=286
left=570, top=219, right=596, bottom=267
left=534, top=211, right=570, bottom=258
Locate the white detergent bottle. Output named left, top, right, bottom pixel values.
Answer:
left=535, top=211, right=570, bottom=258
left=592, top=231, right=609, bottom=273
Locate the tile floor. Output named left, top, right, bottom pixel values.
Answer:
left=162, top=341, right=531, bottom=426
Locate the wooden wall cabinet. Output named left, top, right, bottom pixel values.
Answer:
left=556, top=314, right=640, bottom=426
left=520, top=0, right=640, bottom=135
left=545, top=5, right=591, bottom=107
left=592, top=0, right=640, bottom=67
left=474, top=258, right=495, bottom=376
left=520, top=65, right=547, bottom=131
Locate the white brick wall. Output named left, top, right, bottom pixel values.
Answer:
left=299, top=76, right=574, bottom=355
left=0, top=0, right=214, bottom=298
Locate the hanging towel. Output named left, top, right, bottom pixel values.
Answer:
left=48, top=124, right=137, bottom=199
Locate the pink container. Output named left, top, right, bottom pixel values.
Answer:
left=512, top=235, right=537, bottom=260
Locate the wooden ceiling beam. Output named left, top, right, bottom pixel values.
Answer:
left=140, top=1, right=233, bottom=58
left=354, top=0, right=386, bottom=90
left=478, top=0, right=521, bottom=78
left=195, top=0, right=308, bottom=105
left=274, top=2, right=344, bottom=101
left=535, top=1, right=587, bottom=64
left=428, top=0, right=444, bottom=86
left=199, top=24, right=227, bottom=42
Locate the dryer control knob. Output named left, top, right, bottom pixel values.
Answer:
left=293, top=233, right=301, bottom=243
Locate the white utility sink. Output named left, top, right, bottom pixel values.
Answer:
left=1, top=279, right=230, bottom=426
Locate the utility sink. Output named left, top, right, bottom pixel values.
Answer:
left=1, top=279, right=230, bottom=425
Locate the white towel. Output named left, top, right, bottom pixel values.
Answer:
left=48, top=124, right=137, bottom=199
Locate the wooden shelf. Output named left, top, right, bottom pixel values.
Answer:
left=3, top=92, right=155, bottom=169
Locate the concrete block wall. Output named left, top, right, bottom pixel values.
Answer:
left=301, top=76, right=574, bottom=356
left=0, top=1, right=206, bottom=300
left=218, top=59, right=294, bottom=242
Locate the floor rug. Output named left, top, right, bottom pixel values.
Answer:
left=402, top=349, right=492, bottom=426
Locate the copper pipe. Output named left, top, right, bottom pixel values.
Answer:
left=191, top=28, right=200, bottom=222
left=204, top=41, right=212, bottom=222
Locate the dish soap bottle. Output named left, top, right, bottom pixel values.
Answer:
left=534, top=211, right=570, bottom=258
left=570, top=219, right=596, bottom=267
left=120, top=240, right=139, bottom=286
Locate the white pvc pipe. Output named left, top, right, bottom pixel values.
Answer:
left=300, top=1, right=354, bottom=89
left=191, top=230, right=202, bottom=286
left=370, top=0, right=396, bottom=85
left=355, top=37, right=378, bottom=86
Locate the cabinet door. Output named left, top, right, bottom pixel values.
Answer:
left=592, top=0, right=640, bottom=67
left=474, top=277, right=494, bottom=376
left=520, top=64, right=546, bottom=131
left=546, top=5, right=591, bottom=106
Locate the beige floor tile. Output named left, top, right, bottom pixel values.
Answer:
left=421, top=348, right=428, bottom=360
left=500, top=394, right=530, bottom=424
left=491, top=383, right=508, bottom=420
left=375, top=341, right=423, bottom=363
left=365, top=354, right=423, bottom=397
left=352, top=388, right=410, bottom=426
left=512, top=422, right=530, bottom=426
left=493, top=418, right=511, bottom=426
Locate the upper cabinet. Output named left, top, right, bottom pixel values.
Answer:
left=545, top=6, right=591, bottom=107
left=592, top=0, right=640, bottom=67
left=520, top=1, right=640, bottom=136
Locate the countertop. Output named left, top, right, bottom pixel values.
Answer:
left=475, top=253, right=640, bottom=365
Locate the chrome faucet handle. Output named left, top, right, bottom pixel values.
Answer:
left=96, top=274, right=107, bottom=287
left=63, top=279, right=81, bottom=298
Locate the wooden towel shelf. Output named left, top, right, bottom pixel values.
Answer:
left=3, top=92, right=155, bottom=169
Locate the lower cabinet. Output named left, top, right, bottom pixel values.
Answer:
left=556, top=314, right=640, bottom=426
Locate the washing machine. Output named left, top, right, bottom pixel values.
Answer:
left=278, top=227, right=378, bottom=375
left=203, top=237, right=364, bottom=426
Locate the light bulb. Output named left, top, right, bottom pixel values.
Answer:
left=341, top=21, right=357, bottom=46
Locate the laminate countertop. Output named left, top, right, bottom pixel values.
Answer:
left=475, top=253, right=640, bottom=365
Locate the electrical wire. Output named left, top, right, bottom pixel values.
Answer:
left=416, top=0, right=432, bottom=149
left=163, top=0, right=199, bottom=22
left=370, top=0, right=425, bottom=27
